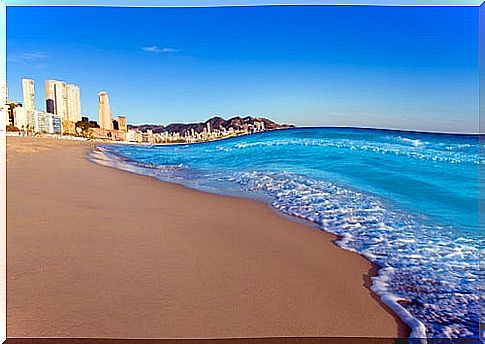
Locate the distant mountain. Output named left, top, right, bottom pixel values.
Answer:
left=128, top=116, right=294, bottom=134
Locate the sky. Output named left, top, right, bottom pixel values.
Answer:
left=6, top=5, right=479, bottom=132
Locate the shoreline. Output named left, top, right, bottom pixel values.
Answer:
left=7, top=136, right=409, bottom=338
left=91, top=143, right=417, bottom=338
left=7, top=124, right=478, bottom=152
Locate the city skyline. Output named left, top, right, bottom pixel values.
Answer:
left=6, top=5, right=478, bottom=133
left=8, top=76, right=279, bottom=143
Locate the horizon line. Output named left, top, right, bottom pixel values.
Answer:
left=129, top=122, right=483, bottom=136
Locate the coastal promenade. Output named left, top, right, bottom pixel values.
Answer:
left=7, top=136, right=408, bottom=338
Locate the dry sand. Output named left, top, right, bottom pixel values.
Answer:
left=7, top=136, right=408, bottom=338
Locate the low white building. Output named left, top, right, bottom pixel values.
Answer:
left=13, top=107, right=62, bottom=134
left=37, top=111, right=62, bottom=134
left=126, top=129, right=142, bottom=143
left=13, top=106, right=33, bottom=131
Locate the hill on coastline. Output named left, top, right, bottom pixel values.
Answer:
left=128, top=116, right=294, bottom=134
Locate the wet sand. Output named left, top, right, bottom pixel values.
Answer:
left=7, top=136, right=408, bottom=338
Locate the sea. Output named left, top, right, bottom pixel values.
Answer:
left=89, top=127, right=483, bottom=339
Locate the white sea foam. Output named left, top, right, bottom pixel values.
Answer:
left=226, top=170, right=482, bottom=338
left=396, top=136, right=425, bottom=147
left=88, top=146, right=187, bottom=178
left=231, top=138, right=484, bottom=165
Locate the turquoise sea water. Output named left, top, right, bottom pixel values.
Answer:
left=91, top=127, right=483, bottom=339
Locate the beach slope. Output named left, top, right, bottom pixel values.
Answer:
left=7, top=137, right=407, bottom=338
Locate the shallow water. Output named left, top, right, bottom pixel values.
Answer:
left=90, top=127, right=483, bottom=339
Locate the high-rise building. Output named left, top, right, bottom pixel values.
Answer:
left=45, top=79, right=81, bottom=122
left=22, top=79, right=36, bottom=111
left=117, top=115, right=127, bottom=132
left=67, top=84, right=81, bottom=122
left=13, top=79, right=37, bottom=130
left=45, top=80, right=67, bottom=117
left=98, top=91, right=112, bottom=130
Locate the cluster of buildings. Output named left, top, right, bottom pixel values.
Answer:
left=182, top=121, right=267, bottom=143
left=6, top=79, right=70, bottom=135
left=4, top=78, right=128, bottom=139
left=135, top=121, right=267, bottom=144
left=4, top=77, right=269, bottom=144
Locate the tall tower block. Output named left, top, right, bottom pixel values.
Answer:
left=98, top=91, right=112, bottom=130
left=22, top=79, right=35, bottom=110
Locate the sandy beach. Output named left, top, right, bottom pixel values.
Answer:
left=7, top=136, right=408, bottom=339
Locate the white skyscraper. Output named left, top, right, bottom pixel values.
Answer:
left=67, top=84, right=81, bottom=122
left=22, top=79, right=36, bottom=111
left=45, top=79, right=81, bottom=122
left=98, top=91, right=112, bottom=130
left=45, top=80, right=67, bottom=117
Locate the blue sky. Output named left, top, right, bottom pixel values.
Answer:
left=6, top=5, right=479, bottom=132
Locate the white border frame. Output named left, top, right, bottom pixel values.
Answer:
left=1, top=1, right=482, bottom=342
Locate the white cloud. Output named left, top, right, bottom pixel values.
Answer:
left=161, top=47, right=179, bottom=53
left=8, top=51, right=48, bottom=64
left=142, top=45, right=162, bottom=53
left=142, top=45, right=179, bottom=53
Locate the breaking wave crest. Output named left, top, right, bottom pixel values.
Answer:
left=232, top=137, right=484, bottom=165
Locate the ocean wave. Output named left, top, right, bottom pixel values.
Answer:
left=395, top=136, right=426, bottom=147
left=88, top=146, right=187, bottom=177
left=226, top=170, right=482, bottom=338
left=231, top=138, right=483, bottom=165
